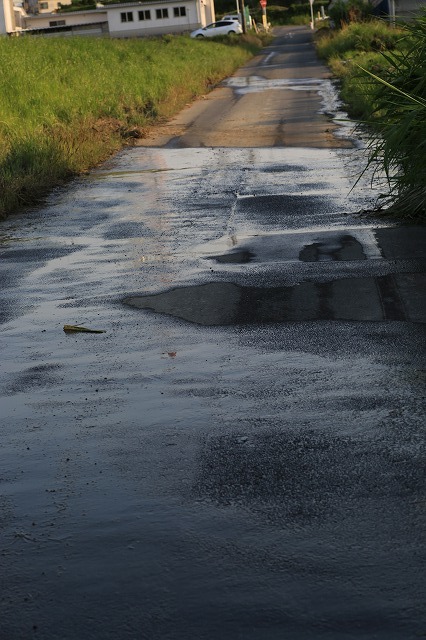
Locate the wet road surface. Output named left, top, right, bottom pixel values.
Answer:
left=1, top=27, right=425, bottom=640
left=138, top=27, right=352, bottom=148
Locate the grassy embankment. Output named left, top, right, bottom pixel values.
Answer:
left=315, top=15, right=426, bottom=220
left=0, top=34, right=265, bottom=218
left=315, top=20, right=404, bottom=117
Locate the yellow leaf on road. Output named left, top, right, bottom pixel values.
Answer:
left=63, top=325, right=106, bottom=334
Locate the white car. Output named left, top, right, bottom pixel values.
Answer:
left=190, top=20, right=243, bottom=38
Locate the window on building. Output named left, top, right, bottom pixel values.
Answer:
left=39, top=2, right=48, bottom=8
left=173, top=6, right=186, bottom=17
left=138, top=9, right=151, bottom=20
left=156, top=8, right=168, bottom=18
left=120, top=11, right=134, bottom=22
left=49, top=19, right=66, bottom=25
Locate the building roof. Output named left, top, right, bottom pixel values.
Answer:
left=25, top=20, right=107, bottom=29
left=28, top=0, right=193, bottom=20
left=27, top=8, right=104, bottom=19
left=102, top=0, right=192, bottom=8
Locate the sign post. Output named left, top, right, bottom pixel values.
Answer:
left=259, top=0, right=267, bottom=30
left=309, top=0, right=314, bottom=29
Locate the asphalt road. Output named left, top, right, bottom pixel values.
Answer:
left=1, top=27, right=425, bottom=640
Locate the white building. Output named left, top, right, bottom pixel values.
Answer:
left=105, top=0, right=214, bottom=37
left=23, top=7, right=108, bottom=35
left=0, top=0, right=215, bottom=36
left=1, top=0, right=18, bottom=33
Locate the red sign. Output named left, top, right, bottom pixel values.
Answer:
left=259, top=0, right=267, bottom=6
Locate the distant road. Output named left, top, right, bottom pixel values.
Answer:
left=138, top=26, right=353, bottom=149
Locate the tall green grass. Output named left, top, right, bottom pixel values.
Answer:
left=359, top=13, right=426, bottom=219
left=315, top=21, right=405, bottom=118
left=0, top=34, right=262, bottom=218
left=315, top=20, right=402, bottom=59
left=316, top=17, right=425, bottom=220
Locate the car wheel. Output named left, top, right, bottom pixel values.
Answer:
left=228, top=30, right=236, bottom=34
left=196, top=34, right=205, bottom=38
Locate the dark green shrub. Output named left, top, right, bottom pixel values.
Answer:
left=316, top=20, right=402, bottom=58
left=329, top=0, right=373, bottom=26
left=59, top=0, right=96, bottom=11
left=361, top=10, right=426, bottom=219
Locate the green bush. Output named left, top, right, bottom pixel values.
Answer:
left=315, top=20, right=405, bottom=118
left=361, top=10, right=426, bottom=219
left=316, top=19, right=403, bottom=58
left=315, top=12, right=425, bottom=220
left=328, top=0, right=373, bottom=26
left=287, top=13, right=311, bottom=25
left=59, top=0, right=96, bottom=12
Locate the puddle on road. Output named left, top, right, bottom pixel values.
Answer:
left=124, top=275, right=407, bottom=326
left=224, top=76, right=343, bottom=120
left=299, top=235, right=367, bottom=262
left=123, top=223, right=425, bottom=325
left=205, top=234, right=368, bottom=265
left=225, top=77, right=324, bottom=93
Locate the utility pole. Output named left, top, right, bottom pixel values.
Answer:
left=240, top=0, right=247, bottom=33
left=389, top=0, right=396, bottom=26
left=309, top=0, right=314, bottom=29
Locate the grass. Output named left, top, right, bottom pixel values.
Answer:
left=315, top=20, right=406, bottom=119
left=358, top=14, right=426, bottom=220
left=315, top=16, right=426, bottom=221
left=0, top=33, right=265, bottom=218
left=315, top=20, right=402, bottom=59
